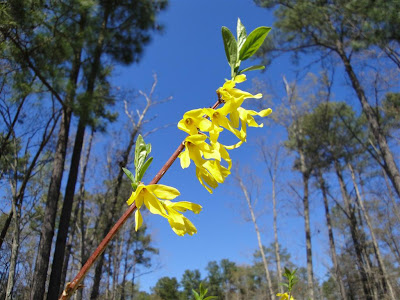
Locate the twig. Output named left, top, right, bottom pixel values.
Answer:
left=59, top=98, right=223, bottom=299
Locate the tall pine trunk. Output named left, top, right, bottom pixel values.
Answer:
left=47, top=9, right=107, bottom=297
left=284, top=76, right=314, bottom=300
left=335, top=40, right=400, bottom=198
left=31, top=35, right=82, bottom=299
left=334, top=160, right=373, bottom=300
left=5, top=204, right=19, bottom=300
left=59, top=131, right=94, bottom=292
left=31, top=107, right=72, bottom=300
left=300, top=162, right=314, bottom=300
left=348, top=163, right=396, bottom=300
left=5, top=171, right=20, bottom=300
left=272, top=171, right=283, bottom=293
left=317, top=171, right=347, bottom=300
left=47, top=119, right=86, bottom=299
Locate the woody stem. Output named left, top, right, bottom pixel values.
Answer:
left=59, top=98, right=223, bottom=299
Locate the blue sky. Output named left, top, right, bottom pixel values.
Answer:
left=108, top=0, right=330, bottom=293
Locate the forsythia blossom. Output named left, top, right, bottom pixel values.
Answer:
left=127, top=183, right=202, bottom=236
left=218, top=74, right=262, bottom=128
left=236, top=107, right=272, bottom=143
left=178, top=108, right=212, bottom=135
left=177, top=74, right=271, bottom=193
left=162, top=200, right=202, bottom=236
left=276, top=293, right=295, bottom=300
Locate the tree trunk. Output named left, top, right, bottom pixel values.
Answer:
left=31, top=25, right=83, bottom=297
left=76, top=181, right=88, bottom=300
left=336, top=41, right=400, bottom=198
left=334, top=160, right=373, bottom=300
left=348, top=163, right=396, bottom=300
left=283, top=75, right=315, bottom=300
left=31, top=107, right=72, bottom=300
left=261, top=143, right=284, bottom=293
left=47, top=7, right=107, bottom=296
left=317, top=170, right=348, bottom=300
left=272, top=172, right=283, bottom=293
left=0, top=211, right=12, bottom=250
left=59, top=130, right=94, bottom=292
left=5, top=180, right=20, bottom=300
left=237, top=177, right=275, bottom=300
left=302, top=171, right=315, bottom=300
left=47, top=119, right=86, bottom=299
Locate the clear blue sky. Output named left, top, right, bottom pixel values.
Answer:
left=110, top=0, right=329, bottom=293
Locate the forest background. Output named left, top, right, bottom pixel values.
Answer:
left=1, top=0, right=400, bottom=299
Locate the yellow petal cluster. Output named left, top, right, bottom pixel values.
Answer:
left=127, top=183, right=202, bottom=236
left=177, top=74, right=271, bottom=193
left=276, top=293, right=295, bottom=300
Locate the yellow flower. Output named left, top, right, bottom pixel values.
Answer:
left=210, top=141, right=232, bottom=171
left=217, top=74, right=262, bottom=128
left=179, top=134, right=220, bottom=169
left=202, top=108, right=242, bottom=144
left=276, top=293, right=294, bottom=300
left=179, top=135, right=231, bottom=193
left=194, top=159, right=231, bottom=194
left=127, top=183, right=179, bottom=231
left=162, top=200, right=202, bottom=236
left=237, top=107, right=272, bottom=142
left=195, top=165, right=219, bottom=193
left=178, top=108, right=212, bottom=135
left=127, top=183, right=202, bottom=236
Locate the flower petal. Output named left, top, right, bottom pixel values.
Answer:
left=182, top=217, right=197, bottom=235
left=179, top=148, right=191, bottom=169
left=234, top=74, right=246, bottom=83
left=147, top=184, right=180, bottom=200
left=135, top=209, right=143, bottom=231
left=143, top=190, right=167, bottom=216
left=186, top=133, right=207, bottom=144
left=126, top=184, right=145, bottom=206
left=196, top=167, right=218, bottom=194
left=168, top=201, right=202, bottom=214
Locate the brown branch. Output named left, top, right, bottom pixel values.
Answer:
left=59, top=98, right=223, bottom=299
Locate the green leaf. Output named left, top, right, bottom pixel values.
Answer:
left=239, top=26, right=271, bottom=61
left=145, top=143, right=151, bottom=155
left=238, top=65, right=265, bottom=74
left=280, top=283, right=289, bottom=287
left=134, top=135, right=147, bottom=170
left=237, top=18, right=247, bottom=51
left=201, top=287, right=208, bottom=297
left=134, top=135, right=152, bottom=180
left=221, top=26, right=238, bottom=68
left=137, top=157, right=153, bottom=182
left=122, top=167, right=135, bottom=183
left=192, top=289, right=200, bottom=300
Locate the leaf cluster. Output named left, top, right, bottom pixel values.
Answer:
left=281, top=267, right=298, bottom=293
left=221, top=18, right=271, bottom=79
left=192, top=283, right=217, bottom=300
left=122, top=134, right=153, bottom=191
